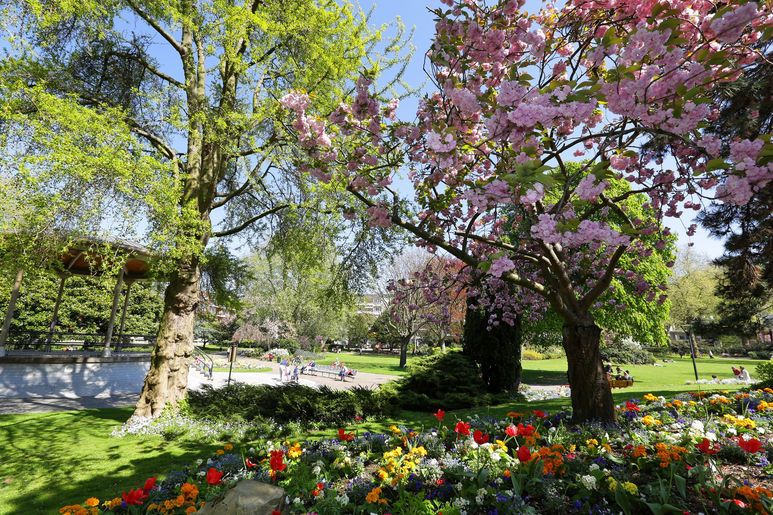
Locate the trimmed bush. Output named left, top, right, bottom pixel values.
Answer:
left=388, top=351, right=514, bottom=411
left=600, top=338, right=656, bottom=365
left=186, top=383, right=397, bottom=425
left=522, top=348, right=546, bottom=360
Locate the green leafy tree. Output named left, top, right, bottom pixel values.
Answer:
left=2, top=0, right=407, bottom=418
left=346, top=312, right=375, bottom=347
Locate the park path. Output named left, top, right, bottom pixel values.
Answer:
left=0, top=362, right=397, bottom=414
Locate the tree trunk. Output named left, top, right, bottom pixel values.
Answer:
left=399, top=336, right=409, bottom=368
left=563, top=320, right=615, bottom=423
left=132, top=258, right=201, bottom=419
left=463, top=300, right=522, bottom=393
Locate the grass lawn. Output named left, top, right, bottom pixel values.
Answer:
left=0, top=409, right=216, bottom=515
left=316, top=352, right=411, bottom=375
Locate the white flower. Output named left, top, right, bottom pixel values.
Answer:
left=491, top=452, right=501, bottom=462
left=195, top=459, right=203, bottom=466
left=706, top=431, right=717, bottom=441
left=580, top=475, right=597, bottom=490
left=758, top=427, right=766, bottom=434
left=336, top=494, right=349, bottom=505
left=727, top=427, right=738, bottom=436
left=293, top=497, right=302, bottom=505
left=589, top=463, right=600, bottom=472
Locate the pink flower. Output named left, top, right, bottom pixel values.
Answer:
left=489, top=256, right=515, bottom=278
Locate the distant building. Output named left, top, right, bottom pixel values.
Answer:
left=357, top=293, right=384, bottom=317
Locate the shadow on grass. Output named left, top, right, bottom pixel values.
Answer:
left=0, top=408, right=217, bottom=514
left=520, top=368, right=568, bottom=385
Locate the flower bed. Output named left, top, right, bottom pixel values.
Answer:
left=61, top=390, right=773, bottom=514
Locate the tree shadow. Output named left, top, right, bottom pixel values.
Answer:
left=0, top=408, right=217, bottom=514
left=520, top=368, right=568, bottom=385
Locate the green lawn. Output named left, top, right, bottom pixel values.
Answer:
left=0, top=409, right=216, bottom=515
left=522, top=356, right=761, bottom=398
left=316, top=351, right=412, bottom=375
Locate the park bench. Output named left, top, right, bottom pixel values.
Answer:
left=608, top=379, right=634, bottom=388
left=304, top=364, right=358, bottom=381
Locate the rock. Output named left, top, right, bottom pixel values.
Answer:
left=197, top=480, right=287, bottom=515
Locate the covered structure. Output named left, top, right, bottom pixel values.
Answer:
left=0, top=237, right=156, bottom=357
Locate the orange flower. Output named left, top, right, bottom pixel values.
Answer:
left=181, top=483, right=199, bottom=501
left=185, top=507, right=198, bottom=514
left=631, top=445, right=647, bottom=458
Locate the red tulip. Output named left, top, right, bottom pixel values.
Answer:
left=533, top=409, right=547, bottom=418
left=338, top=428, right=355, bottom=442
left=505, top=424, right=518, bottom=437
left=517, top=446, right=532, bottom=462
left=206, top=467, right=224, bottom=485
left=473, top=430, right=490, bottom=445
left=245, top=457, right=258, bottom=469
left=517, top=423, right=536, bottom=437
left=696, top=438, right=720, bottom=455
left=142, top=477, right=157, bottom=493
left=434, top=409, right=446, bottom=422
left=269, top=450, right=287, bottom=473
left=625, top=401, right=640, bottom=412
left=454, top=421, right=471, bottom=437
left=121, top=488, right=147, bottom=506
left=737, top=437, right=763, bottom=453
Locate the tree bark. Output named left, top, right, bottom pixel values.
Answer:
left=399, top=336, right=409, bottom=368
left=563, top=320, right=615, bottom=423
left=132, top=258, right=201, bottom=419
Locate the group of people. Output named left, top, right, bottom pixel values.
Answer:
left=277, top=358, right=300, bottom=383
left=732, top=366, right=752, bottom=383
left=604, top=364, right=634, bottom=382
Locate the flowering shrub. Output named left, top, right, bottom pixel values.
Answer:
left=64, top=390, right=773, bottom=514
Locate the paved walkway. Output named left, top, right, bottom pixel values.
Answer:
left=0, top=362, right=398, bottom=414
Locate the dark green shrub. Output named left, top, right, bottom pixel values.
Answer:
left=600, top=341, right=655, bottom=365
left=390, top=351, right=511, bottom=411
left=186, top=383, right=397, bottom=425
left=749, top=351, right=771, bottom=360
left=756, top=361, right=773, bottom=384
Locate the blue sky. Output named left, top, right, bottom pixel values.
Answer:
left=357, top=0, right=726, bottom=260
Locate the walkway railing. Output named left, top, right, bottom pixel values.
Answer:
left=191, top=346, right=214, bottom=379
left=3, top=330, right=156, bottom=353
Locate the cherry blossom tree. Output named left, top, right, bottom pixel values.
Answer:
left=282, top=0, right=773, bottom=422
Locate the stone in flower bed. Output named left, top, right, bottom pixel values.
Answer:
left=61, top=390, right=773, bottom=514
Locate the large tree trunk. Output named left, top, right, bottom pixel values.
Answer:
left=132, top=258, right=201, bottom=419
left=463, top=301, right=522, bottom=393
left=563, top=320, right=615, bottom=424
left=399, top=336, right=409, bottom=368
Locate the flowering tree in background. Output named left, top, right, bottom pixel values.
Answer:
left=283, top=0, right=773, bottom=422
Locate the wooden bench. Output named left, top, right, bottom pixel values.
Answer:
left=609, top=379, right=634, bottom=388
left=304, top=365, right=358, bottom=381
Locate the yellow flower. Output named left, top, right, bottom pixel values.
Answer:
left=607, top=477, right=618, bottom=491
left=495, top=439, right=508, bottom=451
left=366, top=486, right=387, bottom=504
left=409, top=445, right=427, bottom=457
left=586, top=438, right=599, bottom=448
left=288, top=442, right=303, bottom=459
left=622, top=482, right=638, bottom=495
left=643, top=393, right=658, bottom=402
left=641, top=415, right=661, bottom=426
left=390, top=425, right=401, bottom=435
left=759, top=401, right=769, bottom=411
left=84, top=498, right=99, bottom=507
left=215, top=449, right=225, bottom=455
left=223, top=443, right=233, bottom=451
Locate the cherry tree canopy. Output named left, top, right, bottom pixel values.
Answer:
left=282, top=0, right=773, bottom=422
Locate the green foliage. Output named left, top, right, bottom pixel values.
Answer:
left=385, top=351, right=511, bottom=411
left=0, top=269, right=163, bottom=336
left=463, top=302, right=522, bottom=393
left=346, top=312, right=376, bottom=346
left=600, top=338, right=656, bottom=365
left=756, top=361, right=773, bottom=384
left=668, top=249, right=721, bottom=331
left=186, top=383, right=397, bottom=425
